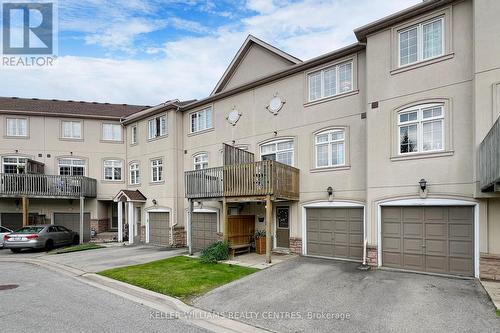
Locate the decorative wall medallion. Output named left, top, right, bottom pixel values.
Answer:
left=226, top=106, right=241, bottom=126
left=267, top=93, right=285, bottom=115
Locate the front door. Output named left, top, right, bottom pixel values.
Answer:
left=276, top=207, right=290, bottom=248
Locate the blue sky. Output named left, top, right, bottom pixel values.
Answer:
left=2, top=0, right=420, bottom=105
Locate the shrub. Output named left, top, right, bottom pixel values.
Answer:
left=200, top=241, right=230, bottom=263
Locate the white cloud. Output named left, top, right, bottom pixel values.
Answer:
left=4, top=0, right=421, bottom=105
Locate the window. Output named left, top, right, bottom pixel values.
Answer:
left=399, top=18, right=443, bottom=67
left=260, top=139, right=294, bottom=166
left=61, top=121, right=82, bottom=139
left=148, top=115, right=167, bottom=139
left=2, top=156, right=27, bottom=173
left=315, top=129, right=345, bottom=168
left=129, top=163, right=139, bottom=185
left=102, top=123, right=122, bottom=141
left=151, top=159, right=163, bottom=182
left=58, top=158, right=85, bottom=176
left=190, top=107, right=213, bottom=133
left=6, top=118, right=27, bottom=137
left=194, top=153, right=208, bottom=170
left=398, top=104, right=444, bottom=154
left=308, top=61, right=353, bottom=102
left=103, top=160, right=122, bottom=181
left=131, top=125, right=137, bottom=144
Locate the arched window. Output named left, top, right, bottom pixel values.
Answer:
left=315, top=129, right=345, bottom=168
left=260, top=139, right=294, bottom=166
left=398, top=103, right=444, bottom=154
left=194, top=153, right=209, bottom=170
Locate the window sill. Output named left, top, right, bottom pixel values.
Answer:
left=100, top=180, right=125, bottom=184
left=100, top=139, right=124, bottom=144
left=150, top=181, right=165, bottom=185
left=391, top=53, right=454, bottom=75
left=4, top=135, right=29, bottom=139
left=390, top=150, right=454, bottom=162
left=147, top=134, right=168, bottom=143
left=310, top=165, right=351, bottom=173
left=128, top=183, right=141, bottom=187
left=304, top=90, right=359, bottom=107
left=60, top=137, right=84, bottom=142
left=187, top=127, right=214, bottom=137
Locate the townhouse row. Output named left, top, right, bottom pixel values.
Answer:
left=1, top=0, right=499, bottom=280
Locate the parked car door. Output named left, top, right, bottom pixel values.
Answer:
left=56, top=226, right=73, bottom=245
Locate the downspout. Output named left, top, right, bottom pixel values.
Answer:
left=170, top=104, right=181, bottom=246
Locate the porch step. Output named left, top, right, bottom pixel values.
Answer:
left=272, top=248, right=290, bottom=255
left=91, top=232, right=118, bottom=243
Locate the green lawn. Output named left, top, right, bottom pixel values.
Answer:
left=48, top=243, right=104, bottom=254
left=98, top=256, right=258, bottom=302
left=496, top=309, right=500, bottom=317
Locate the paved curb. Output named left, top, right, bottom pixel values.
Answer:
left=0, top=257, right=273, bottom=333
left=480, top=280, right=500, bottom=311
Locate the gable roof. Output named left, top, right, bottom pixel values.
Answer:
left=113, top=189, right=147, bottom=202
left=122, top=99, right=196, bottom=125
left=210, top=35, right=302, bottom=96
left=0, top=97, right=149, bottom=120
left=354, top=0, right=455, bottom=42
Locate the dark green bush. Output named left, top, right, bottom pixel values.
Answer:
left=200, top=241, right=230, bottom=263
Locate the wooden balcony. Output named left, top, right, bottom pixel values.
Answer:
left=479, top=117, right=500, bottom=192
left=185, top=160, right=300, bottom=201
left=0, top=173, right=97, bottom=199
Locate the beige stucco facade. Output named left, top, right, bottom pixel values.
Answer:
left=0, top=0, right=498, bottom=278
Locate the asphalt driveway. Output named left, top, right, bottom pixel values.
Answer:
left=0, top=245, right=186, bottom=272
left=194, top=256, right=500, bottom=333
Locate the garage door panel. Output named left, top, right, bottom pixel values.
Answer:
left=149, top=212, right=170, bottom=247
left=403, top=253, right=425, bottom=270
left=425, top=239, right=446, bottom=256
left=403, top=223, right=422, bottom=237
left=54, top=213, right=91, bottom=242
left=306, top=208, right=363, bottom=261
left=192, top=212, right=217, bottom=252
left=449, top=224, right=472, bottom=240
left=449, top=240, right=473, bottom=257
left=382, top=206, right=474, bottom=277
left=425, top=224, right=446, bottom=238
left=383, top=222, right=400, bottom=237
left=403, top=239, right=423, bottom=254
left=383, top=237, right=401, bottom=252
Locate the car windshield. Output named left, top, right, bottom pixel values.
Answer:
left=14, top=226, right=44, bottom=234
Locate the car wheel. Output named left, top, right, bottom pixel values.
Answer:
left=45, top=240, right=54, bottom=251
left=72, top=236, right=79, bottom=245
left=10, top=248, right=21, bottom=253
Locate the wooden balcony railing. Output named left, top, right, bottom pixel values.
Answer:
left=479, top=117, right=500, bottom=191
left=0, top=174, right=97, bottom=198
left=185, top=160, right=300, bottom=200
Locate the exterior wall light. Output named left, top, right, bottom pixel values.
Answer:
left=327, top=186, right=333, bottom=196
left=419, top=179, right=427, bottom=192
left=152, top=199, right=157, bottom=206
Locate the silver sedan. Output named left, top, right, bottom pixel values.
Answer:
left=3, top=225, right=79, bottom=253
left=0, top=226, right=13, bottom=248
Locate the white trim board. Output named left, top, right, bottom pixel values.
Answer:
left=376, top=198, right=479, bottom=278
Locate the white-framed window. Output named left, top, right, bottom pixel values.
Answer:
left=190, top=107, right=213, bottom=133
left=131, top=125, right=138, bottom=144
left=6, top=118, right=28, bottom=137
left=102, top=123, right=122, bottom=141
left=148, top=115, right=167, bottom=139
left=194, top=153, right=208, bottom=170
left=260, top=139, right=294, bottom=166
left=151, top=159, right=163, bottom=182
left=129, top=162, right=139, bottom=185
left=58, top=158, right=85, bottom=176
left=399, top=17, right=444, bottom=67
left=308, top=61, right=353, bottom=102
left=315, top=129, right=345, bottom=168
left=398, top=104, right=444, bottom=154
left=103, top=160, right=122, bottom=181
left=2, top=156, right=27, bottom=174
left=61, top=121, right=82, bottom=139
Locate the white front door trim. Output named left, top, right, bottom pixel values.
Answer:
left=301, top=201, right=366, bottom=260
left=377, top=198, right=479, bottom=278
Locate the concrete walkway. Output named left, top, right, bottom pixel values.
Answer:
left=481, top=280, right=500, bottom=311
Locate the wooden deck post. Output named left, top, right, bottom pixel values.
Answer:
left=79, top=196, right=84, bottom=244
left=265, top=194, right=272, bottom=264
left=188, top=199, right=193, bottom=255
left=22, top=196, right=29, bottom=227
left=223, top=197, right=228, bottom=242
